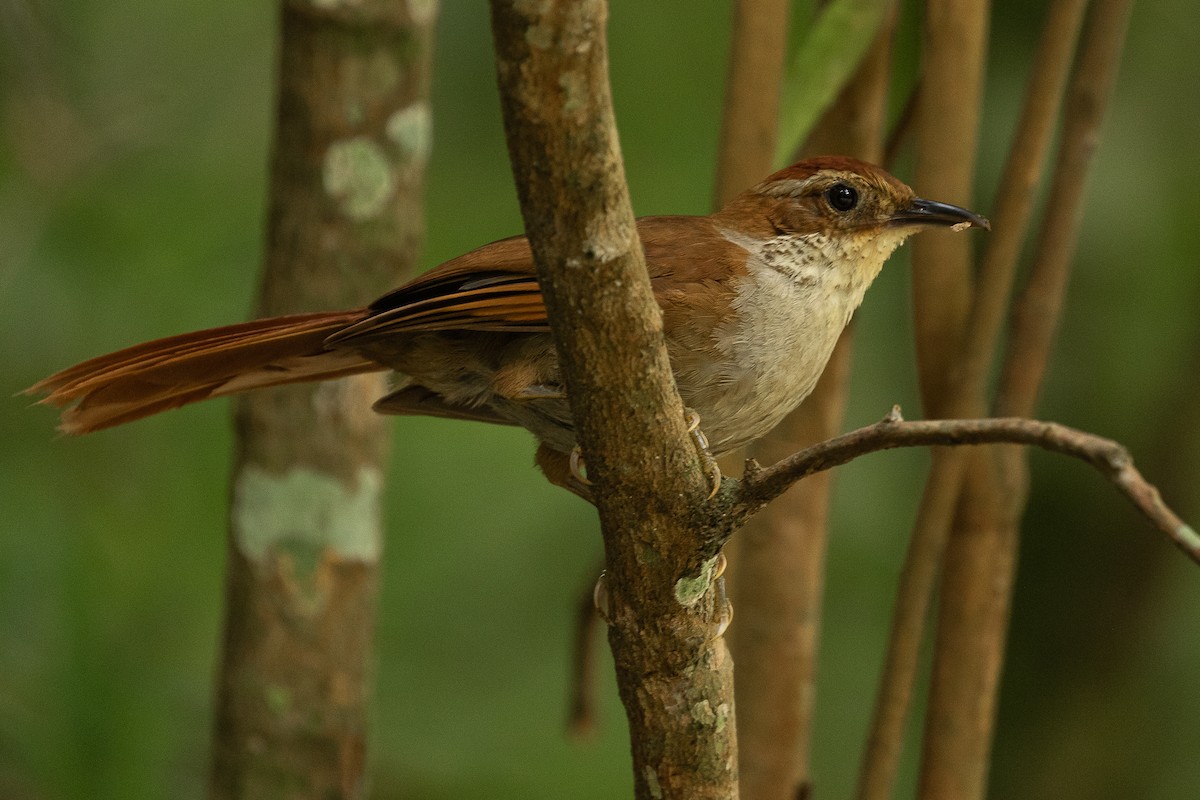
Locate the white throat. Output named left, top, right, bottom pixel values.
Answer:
left=689, top=227, right=910, bottom=452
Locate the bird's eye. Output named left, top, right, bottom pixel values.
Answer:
left=826, top=183, right=859, bottom=212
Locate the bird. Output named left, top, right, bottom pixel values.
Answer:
left=27, top=156, right=988, bottom=496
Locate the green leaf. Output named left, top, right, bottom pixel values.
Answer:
left=776, top=0, right=894, bottom=166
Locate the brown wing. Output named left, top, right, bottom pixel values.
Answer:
left=328, top=235, right=547, bottom=345
left=28, top=216, right=747, bottom=435
left=330, top=216, right=741, bottom=346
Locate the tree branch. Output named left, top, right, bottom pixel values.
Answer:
left=713, top=0, right=791, bottom=207
left=212, top=2, right=436, bottom=797
left=997, top=0, right=1134, bottom=421
left=489, top=3, right=736, bottom=798
left=725, top=408, right=1199, bottom=566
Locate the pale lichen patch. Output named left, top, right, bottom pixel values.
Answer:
left=713, top=701, right=730, bottom=733
left=231, top=465, right=383, bottom=564
left=642, top=765, right=663, bottom=799
left=386, top=102, right=432, bottom=165
left=323, top=137, right=395, bottom=221
left=673, top=555, right=720, bottom=607
left=691, top=699, right=716, bottom=726
left=558, top=70, right=586, bottom=116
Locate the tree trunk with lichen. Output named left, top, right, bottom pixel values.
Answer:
left=488, top=2, right=739, bottom=798
left=209, top=2, right=436, bottom=798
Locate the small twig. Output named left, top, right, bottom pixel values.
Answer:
left=730, top=408, right=1199, bottom=566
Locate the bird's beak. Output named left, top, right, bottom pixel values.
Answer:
left=890, top=197, right=990, bottom=231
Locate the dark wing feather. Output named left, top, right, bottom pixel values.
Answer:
left=330, top=215, right=745, bottom=345
left=330, top=235, right=549, bottom=344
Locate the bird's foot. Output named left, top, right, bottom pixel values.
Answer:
left=712, top=552, right=733, bottom=638
left=684, top=409, right=722, bottom=500
left=569, top=445, right=592, bottom=486
left=592, top=570, right=611, bottom=624
left=570, top=411, right=720, bottom=499
left=512, top=383, right=567, bottom=401
left=592, top=557, right=731, bottom=638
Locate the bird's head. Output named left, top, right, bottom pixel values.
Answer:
left=714, top=156, right=989, bottom=285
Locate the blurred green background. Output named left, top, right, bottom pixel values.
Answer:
left=1, top=1, right=1198, bottom=798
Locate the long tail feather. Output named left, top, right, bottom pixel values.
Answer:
left=26, top=310, right=379, bottom=434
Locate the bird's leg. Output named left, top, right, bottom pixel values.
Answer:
left=511, top=383, right=567, bottom=401
left=564, top=409, right=720, bottom=499
left=535, top=443, right=593, bottom=503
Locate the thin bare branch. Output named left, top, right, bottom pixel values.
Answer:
left=882, top=79, right=919, bottom=170
left=566, top=564, right=604, bottom=739
left=730, top=409, right=1199, bottom=566
left=908, top=1, right=990, bottom=413
left=997, top=0, right=1134, bottom=420
left=713, top=0, right=791, bottom=207
left=953, top=0, right=1091, bottom=421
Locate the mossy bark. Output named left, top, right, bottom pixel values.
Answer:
left=210, top=3, right=436, bottom=798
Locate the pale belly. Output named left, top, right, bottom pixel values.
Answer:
left=379, top=267, right=869, bottom=458
left=671, top=272, right=865, bottom=454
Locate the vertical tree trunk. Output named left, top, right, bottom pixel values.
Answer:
left=210, top=3, right=437, bottom=797
left=728, top=10, right=894, bottom=799
left=920, top=4, right=1134, bottom=797
left=856, top=4, right=991, bottom=800
left=916, top=2, right=1090, bottom=797
left=489, top=3, right=738, bottom=797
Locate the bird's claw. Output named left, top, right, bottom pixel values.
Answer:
left=593, top=571, right=611, bottom=624
left=685, top=409, right=721, bottom=499
left=569, top=445, right=592, bottom=486
left=569, top=409, right=719, bottom=498
left=714, top=564, right=733, bottom=639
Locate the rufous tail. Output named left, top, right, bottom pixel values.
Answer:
left=26, top=309, right=380, bottom=434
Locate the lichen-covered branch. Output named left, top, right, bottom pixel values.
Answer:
left=488, top=2, right=736, bottom=798
left=211, top=2, right=436, bottom=797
